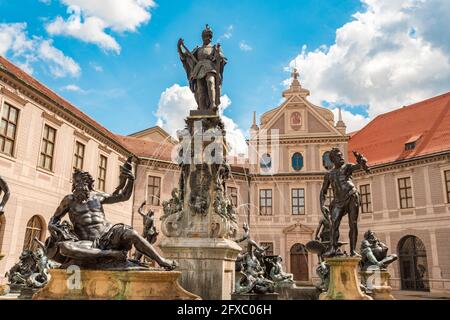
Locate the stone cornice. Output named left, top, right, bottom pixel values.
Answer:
left=354, top=152, right=450, bottom=177
left=42, top=111, right=63, bottom=127
left=253, top=136, right=349, bottom=146
left=0, top=71, right=130, bottom=156
left=0, top=86, right=27, bottom=105
left=73, top=129, right=90, bottom=142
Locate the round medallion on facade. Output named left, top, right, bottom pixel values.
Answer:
left=290, top=112, right=302, bottom=131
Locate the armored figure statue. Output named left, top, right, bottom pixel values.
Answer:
left=0, top=175, right=10, bottom=215
left=134, top=201, right=159, bottom=262
left=360, top=230, right=398, bottom=271
left=178, top=24, right=227, bottom=113
left=320, top=148, right=370, bottom=257
left=45, top=160, right=177, bottom=270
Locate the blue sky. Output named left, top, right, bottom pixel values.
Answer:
left=1, top=0, right=449, bottom=151
left=0, top=0, right=362, bottom=133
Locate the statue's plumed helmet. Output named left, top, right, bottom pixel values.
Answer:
left=329, top=147, right=342, bottom=163
left=202, top=24, right=213, bottom=38
left=72, top=169, right=95, bottom=191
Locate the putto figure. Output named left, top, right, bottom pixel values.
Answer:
left=178, top=24, right=227, bottom=113
left=0, top=175, right=10, bottom=215
left=46, top=159, right=176, bottom=270
left=320, top=148, right=370, bottom=257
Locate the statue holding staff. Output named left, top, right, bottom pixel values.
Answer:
left=178, top=24, right=227, bottom=113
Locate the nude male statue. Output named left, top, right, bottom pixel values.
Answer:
left=320, top=148, right=370, bottom=257
left=46, top=164, right=176, bottom=270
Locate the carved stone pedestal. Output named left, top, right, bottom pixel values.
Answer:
left=360, top=270, right=395, bottom=300
left=33, top=269, right=200, bottom=300
left=319, top=257, right=372, bottom=300
left=160, top=237, right=241, bottom=300
left=0, top=254, right=7, bottom=296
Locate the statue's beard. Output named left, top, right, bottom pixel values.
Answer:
left=73, top=187, right=89, bottom=202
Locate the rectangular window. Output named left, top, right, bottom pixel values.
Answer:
left=259, top=189, right=272, bottom=215
left=260, top=242, right=274, bottom=256
left=0, top=103, right=19, bottom=156
left=360, top=184, right=372, bottom=213
left=73, top=141, right=85, bottom=171
left=98, top=155, right=107, bottom=191
left=147, top=176, right=161, bottom=206
left=39, top=124, right=56, bottom=171
left=398, top=177, right=413, bottom=209
left=227, top=186, right=238, bottom=207
left=291, top=188, right=305, bottom=215
left=445, top=170, right=450, bottom=203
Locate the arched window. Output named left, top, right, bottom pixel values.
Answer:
left=23, top=215, right=45, bottom=251
left=292, top=153, right=304, bottom=171
left=322, top=151, right=334, bottom=170
left=398, top=235, right=430, bottom=291
left=260, top=153, right=272, bottom=169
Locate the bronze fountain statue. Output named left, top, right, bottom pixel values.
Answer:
left=45, top=158, right=177, bottom=270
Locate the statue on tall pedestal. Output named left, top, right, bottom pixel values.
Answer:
left=320, top=149, right=370, bottom=257
left=178, top=24, right=227, bottom=114
left=159, top=25, right=240, bottom=300
left=0, top=175, right=10, bottom=215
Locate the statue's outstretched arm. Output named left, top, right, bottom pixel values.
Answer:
left=102, top=176, right=134, bottom=204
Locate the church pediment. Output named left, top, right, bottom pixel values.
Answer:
left=282, top=223, right=314, bottom=235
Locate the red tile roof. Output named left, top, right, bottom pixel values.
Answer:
left=349, top=92, right=450, bottom=166
left=0, top=55, right=129, bottom=154
left=115, top=135, right=175, bottom=162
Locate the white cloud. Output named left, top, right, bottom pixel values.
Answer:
left=239, top=41, right=252, bottom=52
left=156, top=84, right=247, bottom=156
left=0, top=22, right=80, bottom=78
left=330, top=107, right=371, bottom=133
left=89, top=61, right=103, bottom=72
left=46, top=0, right=156, bottom=53
left=288, top=0, right=450, bottom=120
left=61, top=84, right=84, bottom=92
left=219, top=25, right=233, bottom=41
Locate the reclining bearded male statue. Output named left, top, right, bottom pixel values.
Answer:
left=45, top=159, right=177, bottom=270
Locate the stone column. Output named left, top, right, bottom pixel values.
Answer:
left=159, top=113, right=241, bottom=300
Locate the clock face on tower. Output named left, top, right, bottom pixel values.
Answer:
left=290, top=112, right=302, bottom=131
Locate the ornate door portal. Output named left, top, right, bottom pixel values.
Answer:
left=290, top=243, right=308, bottom=281
left=398, top=236, right=430, bottom=292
